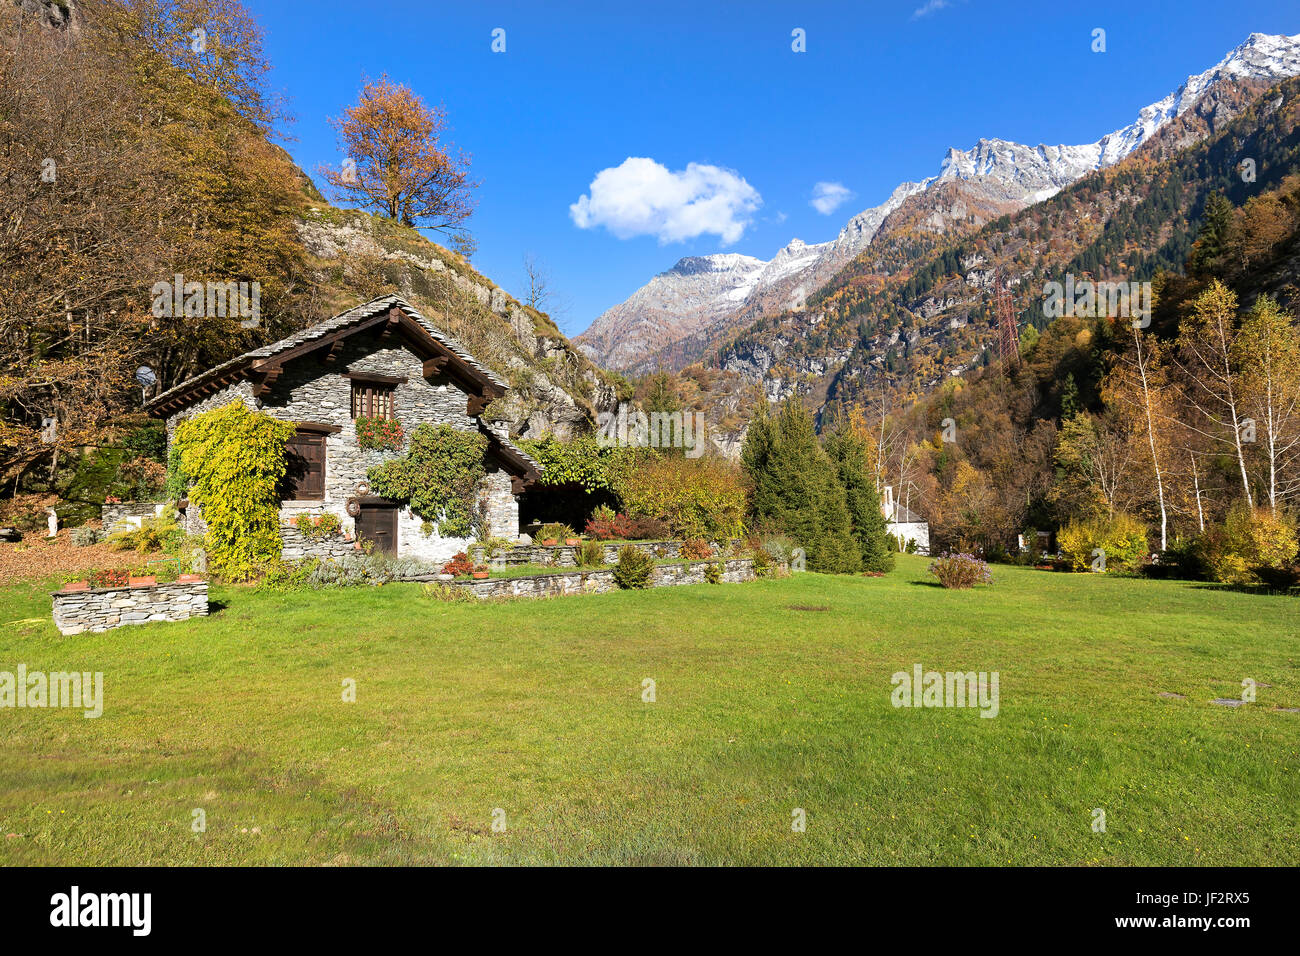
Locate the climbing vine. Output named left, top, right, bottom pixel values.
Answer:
left=517, top=433, right=642, bottom=493
left=367, top=423, right=488, bottom=537
left=172, top=401, right=295, bottom=581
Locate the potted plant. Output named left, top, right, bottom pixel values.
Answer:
left=441, top=552, right=475, bottom=578
left=565, top=537, right=581, bottom=547
left=537, top=523, right=574, bottom=548
left=61, top=580, right=89, bottom=593
left=128, top=574, right=157, bottom=587
left=471, top=564, right=491, bottom=580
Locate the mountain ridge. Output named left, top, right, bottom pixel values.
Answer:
left=577, top=31, right=1300, bottom=375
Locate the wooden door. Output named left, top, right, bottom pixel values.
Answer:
left=284, top=431, right=325, bottom=500
left=356, top=503, right=398, bottom=554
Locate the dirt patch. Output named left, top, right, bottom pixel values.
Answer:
left=0, top=528, right=136, bottom=586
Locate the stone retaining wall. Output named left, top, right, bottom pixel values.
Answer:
left=279, top=522, right=357, bottom=562
left=472, top=538, right=743, bottom=568
left=101, top=502, right=167, bottom=533
left=51, top=581, right=209, bottom=635
left=450, top=558, right=758, bottom=600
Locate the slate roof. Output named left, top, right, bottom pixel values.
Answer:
left=888, top=502, right=926, bottom=525
left=146, top=293, right=507, bottom=412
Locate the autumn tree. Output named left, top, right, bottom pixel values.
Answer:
left=1105, top=328, right=1174, bottom=550
left=1175, top=280, right=1254, bottom=506
left=1233, top=295, right=1300, bottom=513
left=321, top=75, right=477, bottom=247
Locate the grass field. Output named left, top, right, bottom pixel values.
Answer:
left=1, top=555, right=1297, bottom=866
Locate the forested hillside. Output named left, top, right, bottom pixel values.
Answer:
left=857, top=166, right=1300, bottom=561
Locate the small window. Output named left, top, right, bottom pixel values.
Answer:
left=351, top=381, right=396, bottom=420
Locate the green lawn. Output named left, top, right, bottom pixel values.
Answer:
left=1, top=556, right=1296, bottom=866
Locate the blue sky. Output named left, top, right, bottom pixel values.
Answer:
left=247, top=0, right=1298, bottom=337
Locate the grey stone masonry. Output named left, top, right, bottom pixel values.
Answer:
left=51, top=581, right=209, bottom=635
left=164, top=333, right=526, bottom=559
left=449, top=558, right=759, bottom=600
left=471, top=539, right=744, bottom=567
left=279, top=517, right=356, bottom=562
left=101, top=502, right=167, bottom=533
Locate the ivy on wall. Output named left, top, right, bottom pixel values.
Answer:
left=172, top=401, right=295, bottom=581
left=367, top=423, right=488, bottom=537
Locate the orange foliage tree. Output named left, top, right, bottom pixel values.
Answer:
left=320, top=75, right=477, bottom=245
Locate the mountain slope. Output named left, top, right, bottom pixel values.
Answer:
left=579, top=32, right=1300, bottom=375
left=719, top=69, right=1300, bottom=421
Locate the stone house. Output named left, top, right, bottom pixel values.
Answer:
left=146, top=293, right=541, bottom=562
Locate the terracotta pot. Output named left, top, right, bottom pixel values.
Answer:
left=471, top=571, right=490, bottom=580
left=128, top=575, right=156, bottom=587
left=541, top=539, right=558, bottom=547
left=565, top=538, right=581, bottom=546
left=177, top=574, right=204, bottom=583
left=62, top=581, right=89, bottom=592
left=353, top=541, right=362, bottom=550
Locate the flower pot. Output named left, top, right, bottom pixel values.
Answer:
left=353, top=541, right=362, bottom=550
left=541, top=539, right=558, bottom=547
left=178, top=574, right=204, bottom=583
left=471, top=571, right=490, bottom=580
left=565, top=538, right=581, bottom=546
left=61, top=581, right=89, bottom=592
left=128, top=575, right=156, bottom=587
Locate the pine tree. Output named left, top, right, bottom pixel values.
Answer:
left=824, top=425, right=895, bottom=572
left=1189, top=192, right=1233, bottom=276
left=741, top=399, right=861, bottom=573
left=1060, top=373, right=1080, bottom=420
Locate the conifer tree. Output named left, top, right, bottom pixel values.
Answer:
left=742, top=399, right=861, bottom=573
left=825, top=425, right=895, bottom=573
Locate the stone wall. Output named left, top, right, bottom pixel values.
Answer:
left=450, top=558, right=758, bottom=600
left=101, top=502, right=167, bottom=533
left=472, top=539, right=741, bottom=568
left=51, top=580, right=209, bottom=635
left=164, top=337, right=524, bottom=556
left=278, top=509, right=356, bottom=562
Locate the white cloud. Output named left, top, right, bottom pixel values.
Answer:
left=810, top=181, right=854, bottom=215
left=911, top=0, right=950, bottom=19
left=569, top=157, right=761, bottom=245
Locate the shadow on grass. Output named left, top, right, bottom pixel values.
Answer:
left=1188, top=582, right=1300, bottom=598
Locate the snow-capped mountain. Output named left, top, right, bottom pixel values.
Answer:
left=576, top=32, right=1300, bottom=373
left=576, top=253, right=766, bottom=371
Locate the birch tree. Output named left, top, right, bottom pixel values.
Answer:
left=1233, top=295, right=1300, bottom=513
left=1175, top=281, right=1254, bottom=506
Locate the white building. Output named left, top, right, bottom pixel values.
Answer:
left=882, top=485, right=929, bottom=555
